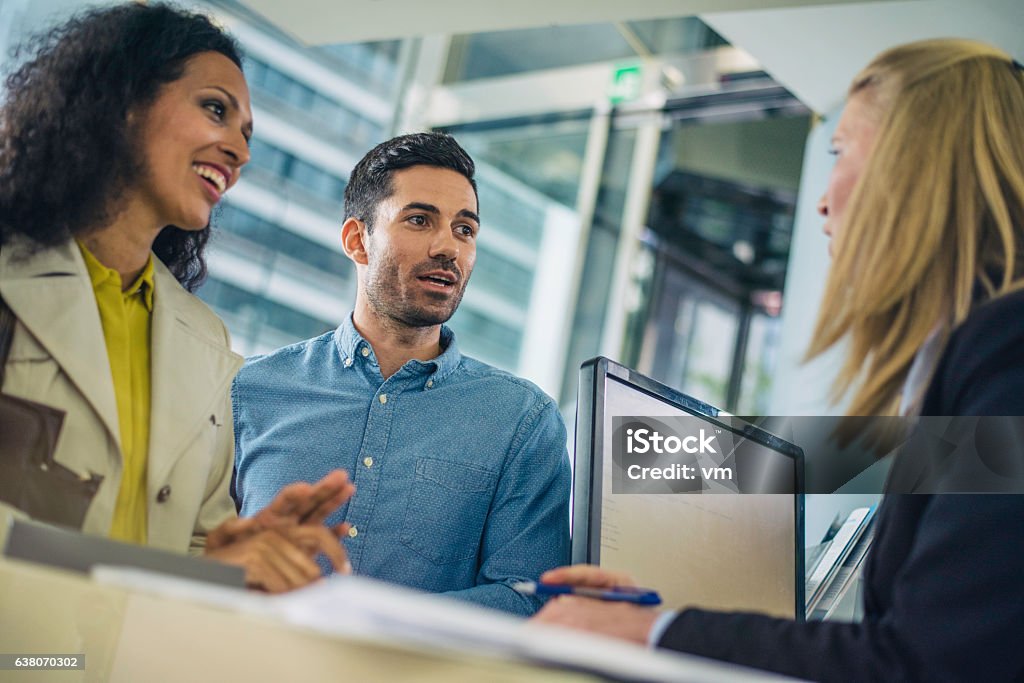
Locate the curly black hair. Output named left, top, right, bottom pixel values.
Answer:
left=344, top=132, right=478, bottom=233
left=0, top=2, right=243, bottom=291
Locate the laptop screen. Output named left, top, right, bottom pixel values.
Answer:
left=573, top=357, right=804, bottom=619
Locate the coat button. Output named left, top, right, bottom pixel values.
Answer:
left=156, top=485, right=172, bottom=503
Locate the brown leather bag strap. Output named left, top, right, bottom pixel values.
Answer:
left=0, top=294, right=12, bottom=386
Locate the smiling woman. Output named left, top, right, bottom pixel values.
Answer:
left=0, top=2, right=352, bottom=593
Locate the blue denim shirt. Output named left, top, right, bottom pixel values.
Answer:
left=232, top=315, right=570, bottom=615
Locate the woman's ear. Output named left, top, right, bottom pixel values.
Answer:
left=341, top=217, right=369, bottom=265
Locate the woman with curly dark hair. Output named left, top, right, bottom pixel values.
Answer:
left=0, top=2, right=353, bottom=592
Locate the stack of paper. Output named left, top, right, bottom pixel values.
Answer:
left=270, top=575, right=798, bottom=681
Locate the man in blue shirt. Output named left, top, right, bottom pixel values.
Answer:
left=232, top=132, right=570, bottom=615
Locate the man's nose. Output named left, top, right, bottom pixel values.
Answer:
left=429, top=230, right=459, bottom=262
left=817, top=194, right=829, bottom=218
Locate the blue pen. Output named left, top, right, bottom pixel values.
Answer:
left=512, top=580, right=662, bottom=606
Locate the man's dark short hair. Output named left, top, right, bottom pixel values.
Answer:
left=344, top=132, right=478, bottom=232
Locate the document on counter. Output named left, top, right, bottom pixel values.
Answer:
left=92, top=567, right=798, bottom=683
left=269, top=574, right=797, bottom=682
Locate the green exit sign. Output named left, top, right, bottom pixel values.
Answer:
left=609, top=63, right=642, bottom=104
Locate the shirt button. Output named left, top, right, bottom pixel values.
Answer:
left=426, top=379, right=434, bottom=389
left=348, top=526, right=359, bottom=538
left=344, top=357, right=353, bottom=368
left=363, top=456, right=374, bottom=468
left=378, top=394, right=387, bottom=404
left=361, top=347, right=370, bottom=357
left=156, top=485, right=172, bottom=503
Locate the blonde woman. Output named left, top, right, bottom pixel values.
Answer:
left=534, top=39, right=1024, bottom=682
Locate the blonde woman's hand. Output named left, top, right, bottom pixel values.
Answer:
left=539, top=564, right=638, bottom=589
left=532, top=596, right=662, bottom=645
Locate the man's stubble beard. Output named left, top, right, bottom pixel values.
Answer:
left=364, top=249, right=470, bottom=329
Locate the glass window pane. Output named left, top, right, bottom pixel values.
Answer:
left=289, top=158, right=346, bottom=203
left=446, top=24, right=634, bottom=82
left=444, top=18, right=726, bottom=83
left=471, top=246, right=533, bottom=302
left=216, top=205, right=352, bottom=280
left=248, top=137, right=290, bottom=176
left=624, top=17, right=727, bottom=55
left=199, top=277, right=335, bottom=345
left=317, top=40, right=402, bottom=97
left=737, top=312, right=781, bottom=415
left=449, top=307, right=522, bottom=370
left=678, top=299, right=738, bottom=408
left=450, top=120, right=588, bottom=209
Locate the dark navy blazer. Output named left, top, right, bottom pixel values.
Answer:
left=657, top=290, right=1024, bottom=682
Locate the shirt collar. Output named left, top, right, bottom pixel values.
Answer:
left=76, top=240, right=156, bottom=312
left=334, top=313, right=462, bottom=383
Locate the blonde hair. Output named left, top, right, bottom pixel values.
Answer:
left=806, top=38, right=1024, bottom=416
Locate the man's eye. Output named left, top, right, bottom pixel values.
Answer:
left=408, top=215, right=426, bottom=226
left=204, top=100, right=227, bottom=118
left=457, top=225, right=476, bottom=237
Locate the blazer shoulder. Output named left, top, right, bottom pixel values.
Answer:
left=152, top=261, right=231, bottom=347
left=943, top=290, right=1024, bottom=371
left=924, top=289, right=1024, bottom=415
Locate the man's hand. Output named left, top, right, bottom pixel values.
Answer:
left=532, top=595, right=662, bottom=645
left=274, top=521, right=353, bottom=576
left=540, top=564, right=637, bottom=589
left=207, top=470, right=355, bottom=551
left=205, top=470, right=356, bottom=591
left=253, top=469, right=355, bottom=528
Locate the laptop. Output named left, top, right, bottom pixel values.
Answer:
left=573, top=357, right=805, bottom=619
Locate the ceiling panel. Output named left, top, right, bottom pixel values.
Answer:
left=702, top=0, right=1024, bottom=113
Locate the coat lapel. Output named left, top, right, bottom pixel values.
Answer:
left=0, top=240, right=242, bottom=490
left=0, top=240, right=121, bottom=447
left=147, top=259, right=241, bottom=490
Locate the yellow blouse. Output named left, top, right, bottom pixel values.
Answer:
left=77, top=242, right=154, bottom=545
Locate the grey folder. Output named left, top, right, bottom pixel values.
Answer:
left=2, top=517, right=245, bottom=588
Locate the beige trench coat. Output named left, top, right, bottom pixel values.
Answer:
left=0, top=238, right=242, bottom=553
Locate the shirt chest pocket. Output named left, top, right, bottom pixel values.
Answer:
left=400, top=457, right=498, bottom=565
